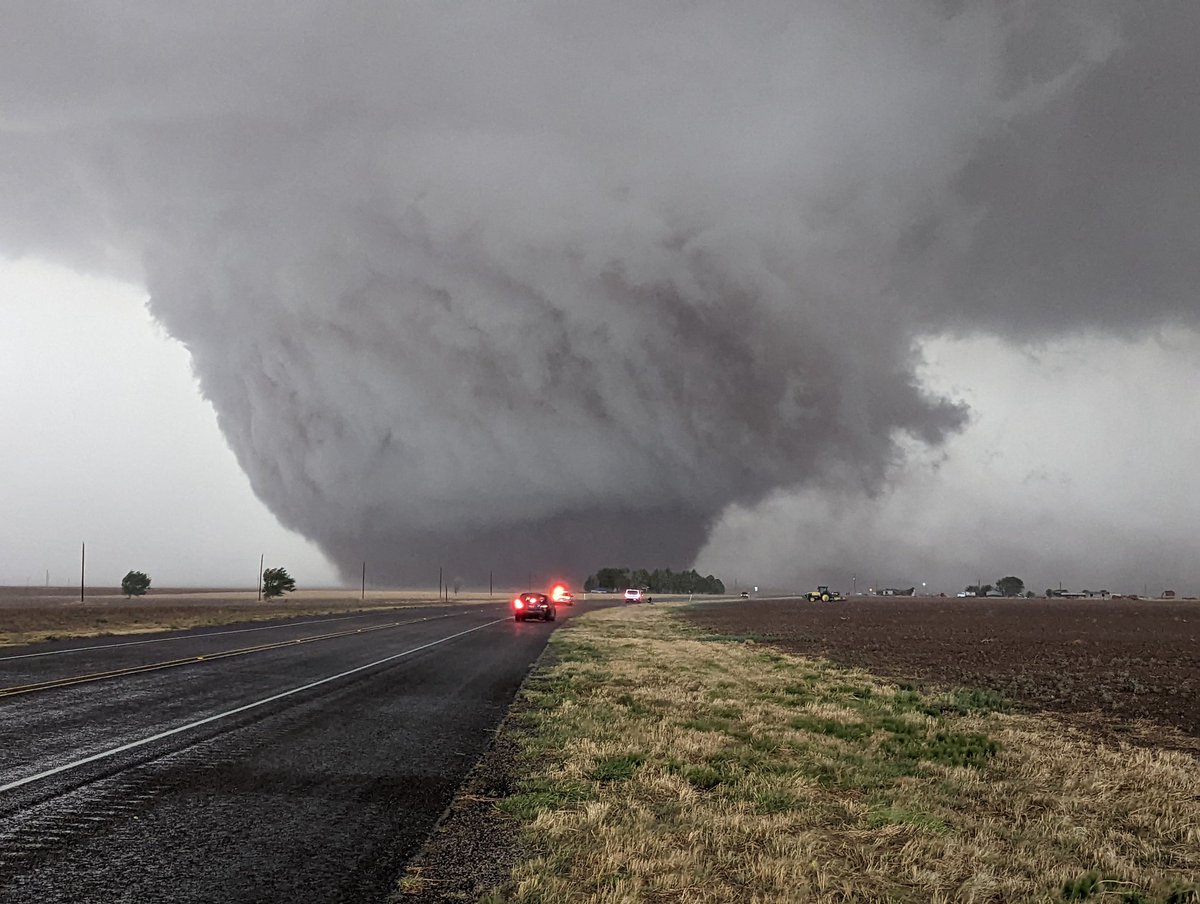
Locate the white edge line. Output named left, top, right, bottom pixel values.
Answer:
left=1, top=616, right=507, bottom=794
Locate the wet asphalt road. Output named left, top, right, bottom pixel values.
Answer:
left=0, top=601, right=572, bottom=902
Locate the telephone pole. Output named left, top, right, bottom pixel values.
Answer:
left=258, top=554, right=264, bottom=601
left=80, top=542, right=85, bottom=602
left=361, top=561, right=366, bottom=601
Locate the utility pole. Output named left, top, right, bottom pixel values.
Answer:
left=438, top=566, right=442, bottom=600
left=258, top=554, right=264, bottom=601
left=80, top=542, right=85, bottom=603
left=361, top=561, right=366, bottom=601
left=489, top=571, right=493, bottom=598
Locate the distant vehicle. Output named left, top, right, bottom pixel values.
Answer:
left=624, top=588, right=643, bottom=603
left=558, top=591, right=574, bottom=605
left=804, top=585, right=844, bottom=602
left=740, top=591, right=750, bottom=599
left=550, top=584, right=574, bottom=605
left=956, top=591, right=974, bottom=597
left=513, top=592, right=556, bottom=622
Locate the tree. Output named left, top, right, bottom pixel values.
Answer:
left=591, top=567, right=631, bottom=591
left=582, top=566, right=727, bottom=594
left=995, top=576, right=1025, bottom=597
left=262, top=566, right=296, bottom=599
left=121, top=570, right=151, bottom=598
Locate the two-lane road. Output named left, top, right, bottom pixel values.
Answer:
left=0, top=601, right=575, bottom=903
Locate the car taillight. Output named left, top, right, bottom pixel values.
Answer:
left=513, top=598, right=524, bottom=609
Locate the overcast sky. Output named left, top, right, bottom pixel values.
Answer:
left=1, top=3, right=1198, bottom=592
left=0, top=258, right=337, bottom=587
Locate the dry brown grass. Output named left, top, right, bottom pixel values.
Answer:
left=493, top=605, right=1200, bottom=903
left=0, top=588, right=497, bottom=647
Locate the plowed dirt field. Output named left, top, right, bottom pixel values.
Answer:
left=683, top=597, right=1200, bottom=742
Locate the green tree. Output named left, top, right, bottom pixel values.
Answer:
left=995, top=576, right=1025, bottom=597
left=262, top=566, right=296, bottom=599
left=121, top=570, right=151, bottom=598
left=583, top=566, right=727, bottom=594
left=590, top=567, right=631, bottom=590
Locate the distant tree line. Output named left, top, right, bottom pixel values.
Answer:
left=583, top=567, right=725, bottom=594
left=964, top=576, right=1027, bottom=597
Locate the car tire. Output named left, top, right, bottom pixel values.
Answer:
left=549, top=609, right=556, bottom=621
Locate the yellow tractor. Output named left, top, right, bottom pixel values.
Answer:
left=804, top=585, right=844, bottom=602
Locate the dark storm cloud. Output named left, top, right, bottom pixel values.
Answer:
left=905, top=4, right=1200, bottom=335
left=0, top=2, right=1193, bottom=581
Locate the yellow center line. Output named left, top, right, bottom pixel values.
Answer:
left=0, top=613, right=458, bottom=699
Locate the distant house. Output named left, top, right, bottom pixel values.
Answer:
left=1162, top=590, right=1177, bottom=599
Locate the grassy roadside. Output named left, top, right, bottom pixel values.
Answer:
left=488, top=605, right=1199, bottom=903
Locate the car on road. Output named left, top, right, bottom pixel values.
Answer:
left=513, top=592, right=556, bottom=621
left=624, top=588, right=643, bottom=603
left=740, top=591, right=750, bottom=599
left=558, top=591, right=574, bottom=605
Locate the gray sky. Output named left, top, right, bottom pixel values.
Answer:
left=0, top=258, right=337, bottom=587
left=1, top=2, right=1198, bottom=590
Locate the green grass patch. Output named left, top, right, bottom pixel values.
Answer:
left=788, top=715, right=875, bottom=743
left=881, top=728, right=999, bottom=769
left=866, top=803, right=951, bottom=835
left=590, top=752, right=646, bottom=782
left=680, top=714, right=734, bottom=733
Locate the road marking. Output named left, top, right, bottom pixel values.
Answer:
left=0, top=606, right=460, bottom=662
left=0, top=613, right=471, bottom=699
left=0, top=616, right=509, bottom=794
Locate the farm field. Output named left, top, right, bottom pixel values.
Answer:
left=682, top=597, right=1200, bottom=743
left=0, top=586, right=490, bottom=646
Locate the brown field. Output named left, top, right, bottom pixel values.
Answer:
left=683, top=596, right=1200, bottom=745
left=0, top=586, right=495, bottom=647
